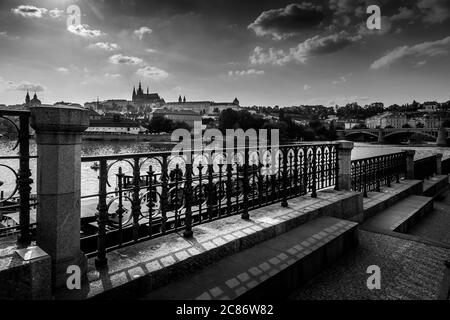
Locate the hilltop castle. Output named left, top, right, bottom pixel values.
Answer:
left=132, top=82, right=165, bottom=107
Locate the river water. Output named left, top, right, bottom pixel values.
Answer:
left=1, top=140, right=449, bottom=198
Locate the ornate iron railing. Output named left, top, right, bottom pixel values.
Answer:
left=351, top=152, right=407, bottom=197
left=0, top=107, right=35, bottom=245
left=414, top=155, right=437, bottom=180
left=80, top=143, right=339, bottom=267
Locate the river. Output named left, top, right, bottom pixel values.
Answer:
left=0, top=140, right=449, bottom=198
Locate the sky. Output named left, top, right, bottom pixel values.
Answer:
left=0, top=0, right=449, bottom=107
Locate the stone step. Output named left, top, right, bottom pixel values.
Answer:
left=55, top=190, right=362, bottom=300
left=142, top=217, right=358, bottom=300
left=361, top=195, right=433, bottom=233
left=423, top=175, right=449, bottom=199
left=361, top=179, right=423, bottom=222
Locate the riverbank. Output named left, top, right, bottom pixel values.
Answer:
left=83, top=132, right=173, bottom=142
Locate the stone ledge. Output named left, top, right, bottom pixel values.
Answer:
left=362, top=195, right=433, bottom=233
left=55, top=189, right=362, bottom=300
left=361, top=180, right=423, bottom=222
left=0, top=237, right=52, bottom=300
left=144, top=217, right=358, bottom=300
left=423, top=175, right=449, bottom=199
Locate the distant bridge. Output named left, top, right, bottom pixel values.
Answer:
left=337, top=128, right=450, bottom=146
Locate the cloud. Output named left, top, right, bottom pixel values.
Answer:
left=228, top=69, right=265, bottom=76
left=303, top=84, right=311, bottom=91
left=67, top=24, right=104, bottom=38
left=12, top=5, right=48, bottom=18
left=136, top=65, right=169, bottom=80
left=390, top=7, right=416, bottom=21
left=134, top=27, right=153, bottom=40
left=250, top=31, right=360, bottom=65
left=332, top=74, right=351, bottom=85
left=104, top=73, right=122, bottom=78
left=109, top=54, right=143, bottom=65
left=417, top=0, right=450, bottom=24
left=2, top=80, right=46, bottom=92
left=49, top=8, right=64, bottom=18
left=415, top=60, right=427, bottom=67
left=248, top=3, right=325, bottom=40
left=55, top=67, right=69, bottom=73
left=370, top=36, right=450, bottom=70
left=88, top=42, right=120, bottom=51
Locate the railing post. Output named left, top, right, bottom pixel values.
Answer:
left=17, top=113, right=32, bottom=246
left=435, top=153, right=443, bottom=175
left=281, top=147, right=288, bottom=207
left=337, top=141, right=354, bottom=191
left=95, top=160, right=108, bottom=268
left=404, top=149, right=416, bottom=179
left=183, top=163, right=193, bottom=238
left=311, top=147, right=317, bottom=198
left=241, top=146, right=250, bottom=220
left=30, top=104, right=89, bottom=288
left=131, top=157, right=141, bottom=242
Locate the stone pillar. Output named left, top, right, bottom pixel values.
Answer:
left=404, top=149, right=416, bottom=179
left=436, top=127, right=447, bottom=147
left=435, top=153, right=443, bottom=175
left=337, top=141, right=354, bottom=191
left=337, top=130, right=345, bottom=140
left=30, top=105, right=89, bottom=288
left=377, top=129, right=385, bottom=144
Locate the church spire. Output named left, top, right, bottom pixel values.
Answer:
left=132, top=86, right=136, bottom=100
left=25, top=91, right=30, bottom=104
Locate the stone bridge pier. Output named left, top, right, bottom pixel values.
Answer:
left=377, top=129, right=385, bottom=144
left=436, top=127, right=448, bottom=146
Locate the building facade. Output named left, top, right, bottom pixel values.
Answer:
left=86, top=114, right=145, bottom=135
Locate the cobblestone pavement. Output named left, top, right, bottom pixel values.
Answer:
left=408, top=191, right=450, bottom=244
left=290, top=230, right=450, bottom=300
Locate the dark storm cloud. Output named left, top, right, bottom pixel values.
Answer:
left=248, top=3, right=327, bottom=40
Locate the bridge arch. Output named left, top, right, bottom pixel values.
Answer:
left=343, top=130, right=378, bottom=139
left=383, top=130, right=436, bottom=140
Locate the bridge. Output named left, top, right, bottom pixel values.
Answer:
left=337, top=127, right=450, bottom=146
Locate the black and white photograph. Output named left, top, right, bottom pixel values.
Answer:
left=0, top=0, right=450, bottom=310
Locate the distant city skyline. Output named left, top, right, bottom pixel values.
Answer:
left=0, top=0, right=449, bottom=107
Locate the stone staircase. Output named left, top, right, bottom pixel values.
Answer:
left=59, top=174, right=449, bottom=300
left=60, top=189, right=362, bottom=300
left=143, top=217, right=357, bottom=300
left=361, top=195, right=433, bottom=233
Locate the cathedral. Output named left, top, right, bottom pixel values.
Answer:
left=132, top=82, right=165, bottom=107
left=25, top=91, right=41, bottom=106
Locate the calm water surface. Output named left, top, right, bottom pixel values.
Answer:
left=1, top=140, right=449, bottom=198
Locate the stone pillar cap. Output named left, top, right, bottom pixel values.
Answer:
left=403, top=149, right=416, bottom=156
left=336, top=140, right=354, bottom=150
left=30, top=105, right=89, bottom=133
